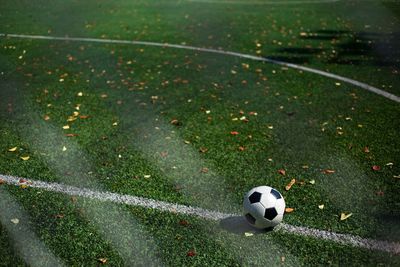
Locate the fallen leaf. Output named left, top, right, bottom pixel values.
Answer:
left=0, top=178, right=5, bottom=185
left=230, top=131, right=239, bottom=135
left=340, top=212, right=352, bottom=221
left=285, top=207, right=294, bottom=213
left=278, top=169, right=286, bottom=176
left=44, top=115, right=50, bottom=121
left=364, top=147, right=370, bottom=153
left=8, top=147, right=17, bottom=152
left=170, top=119, right=181, bottom=126
left=98, top=258, right=107, bottom=264
left=20, top=156, right=30, bottom=161
left=11, top=218, right=19, bottom=224
left=285, top=179, right=296, bottom=191
left=323, top=169, right=335, bottom=174
left=200, top=167, right=209, bottom=173
left=144, top=175, right=151, bottom=178
left=187, top=250, right=196, bottom=257
left=386, top=162, right=394, bottom=167
left=394, top=175, right=400, bottom=179
left=62, top=146, right=67, bottom=152
left=238, top=146, right=245, bottom=151
left=244, top=232, right=254, bottom=237
left=199, top=147, right=208, bottom=153
left=318, top=204, right=324, bottom=210
left=77, top=92, right=83, bottom=97
left=309, top=179, right=315, bottom=185
left=79, top=115, right=90, bottom=119
left=65, top=133, right=78, bottom=137
left=55, top=214, right=64, bottom=219
left=62, top=125, right=70, bottom=130
left=372, top=165, right=381, bottom=171
left=179, top=220, right=189, bottom=226
left=184, top=140, right=190, bottom=144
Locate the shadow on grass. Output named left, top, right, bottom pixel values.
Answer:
left=219, top=216, right=274, bottom=235
left=270, top=29, right=400, bottom=67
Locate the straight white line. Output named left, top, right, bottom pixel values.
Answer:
left=1, top=174, right=399, bottom=255
left=0, top=33, right=399, bottom=103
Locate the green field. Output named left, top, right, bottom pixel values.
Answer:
left=0, top=0, right=400, bottom=266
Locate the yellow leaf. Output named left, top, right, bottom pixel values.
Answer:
left=11, top=218, right=19, bottom=224
left=309, top=179, right=315, bottom=185
left=63, top=125, right=70, bottom=130
left=62, top=146, right=67, bottom=152
left=8, top=147, right=18, bottom=152
left=77, top=92, right=83, bottom=96
left=285, top=207, right=294, bottom=213
left=244, top=232, right=254, bottom=237
left=318, top=204, right=324, bottom=210
left=340, top=212, right=352, bottom=221
left=20, top=156, right=30, bottom=161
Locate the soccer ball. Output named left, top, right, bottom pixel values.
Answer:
left=243, top=186, right=285, bottom=229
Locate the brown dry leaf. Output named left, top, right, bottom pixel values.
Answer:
left=278, top=169, right=286, bottom=176
left=8, top=147, right=18, bottom=152
left=201, top=167, right=209, bottom=173
left=0, top=178, right=5, bottom=185
left=285, top=179, right=296, bottom=191
left=44, top=115, right=50, bottom=121
left=323, top=169, right=335, bottom=174
left=340, top=212, right=352, bottom=221
left=79, top=115, right=90, bottom=119
left=285, top=207, right=294, bottom=213
left=65, top=133, right=78, bottom=137
left=179, top=220, right=189, bottom=226
left=20, top=156, right=30, bottom=161
left=364, top=147, right=370, bottom=153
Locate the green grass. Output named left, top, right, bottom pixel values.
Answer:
left=0, top=0, right=400, bottom=265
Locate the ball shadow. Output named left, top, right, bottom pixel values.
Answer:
left=219, top=216, right=274, bottom=235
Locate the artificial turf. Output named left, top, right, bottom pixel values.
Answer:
left=0, top=0, right=399, bottom=265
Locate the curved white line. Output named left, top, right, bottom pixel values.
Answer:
left=0, top=33, right=399, bottom=103
left=1, top=174, right=399, bottom=255
left=187, top=0, right=340, bottom=5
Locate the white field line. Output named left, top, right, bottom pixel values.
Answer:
left=1, top=174, right=399, bottom=255
left=187, top=0, right=340, bottom=5
left=0, top=33, right=399, bottom=103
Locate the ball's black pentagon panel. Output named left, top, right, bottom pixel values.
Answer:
left=249, top=191, right=262, bottom=204
left=245, top=213, right=256, bottom=225
left=270, top=188, right=282, bottom=200
left=264, top=207, right=278, bottom=220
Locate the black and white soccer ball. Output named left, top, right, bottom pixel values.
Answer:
left=243, top=186, right=285, bottom=229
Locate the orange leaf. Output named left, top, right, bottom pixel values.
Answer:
left=278, top=169, right=286, bottom=176
left=285, top=179, right=296, bottom=191
left=285, top=207, right=294, bottom=213
left=230, top=131, right=239, bottom=135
